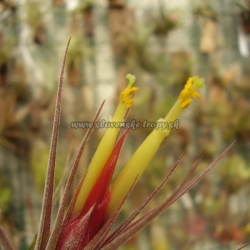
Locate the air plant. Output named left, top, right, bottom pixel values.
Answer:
left=0, top=38, right=238, bottom=250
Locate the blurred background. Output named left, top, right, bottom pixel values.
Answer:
left=0, top=0, right=250, bottom=249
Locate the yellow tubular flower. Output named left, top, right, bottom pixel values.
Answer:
left=106, top=76, right=204, bottom=217
left=72, top=74, right=138, bottom=216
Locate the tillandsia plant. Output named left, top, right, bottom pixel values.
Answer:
left=0, top=38, right=239, bottom=250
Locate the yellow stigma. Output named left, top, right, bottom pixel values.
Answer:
left=178, top=76, right=204, bottom=109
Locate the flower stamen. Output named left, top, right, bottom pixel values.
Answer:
left=178, top=76, right=204, bottom=108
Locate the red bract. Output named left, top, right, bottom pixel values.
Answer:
left=58, top=129, right=130, bottom=249
left=80, top=129, right=130, bottom=219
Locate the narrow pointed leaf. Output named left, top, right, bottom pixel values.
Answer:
left=102, top=151, right=186, bottom=247
left=127, top=141, right=235, bottom=236
left=35, top=38, right=71, bottom=250
left=46, top=101, right=105, bottom=250
left=164, top=153, right=204, bottom=206
left=238, top=242, right=250, bottom=250
left=0, top=227, right=14, bottom=250
left=101, top=141, right=235, bottom=250
left=60, top=174, right=87, bottom=240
